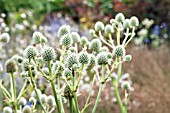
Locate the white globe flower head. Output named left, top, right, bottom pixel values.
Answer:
left=0, top=32, right=10, bottom=43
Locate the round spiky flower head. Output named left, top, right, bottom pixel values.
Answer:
left=89, top=54, right=96, bottom=65
left=113, top=45, right=126, bottom=57
left=107, top=52, right=113, bottom=59
left=60, top=34, right=73, bottom=47
left=95, top=21, right=104, bottom=32
left=0, top=33, right=10, bottom=43
left=123, top=19, right=131, bottom=29
left=42, top=47, right=56, bottom=61
left=130, top=16, right=139, bottom=27
left=73, top=64, right=78, bottom=70
left=64, top=85, right=73, bottom=99
left=69, top=47, right=76, bottom=53
left=6, top=59, right=17, bottom=73
left=41, top=94, right=47, bottom=104
left=52, top=61, right=64, bottom=73
left=71, top=32, right=80, bottom=44
left=32, top=31, right=43, bottom=44
left=12, top=55, right=24, bottom=64
left=105, top=24, right=114, bottom=34
left=89, top=29, right=96, bottom=38
left=78, top=51, right=89, bottom=64
left=42, top=67, right=49, bottom=76
left=22, top=59, right=34, bottom=71
left=124, top=55, right=132, bottom=62
left=63, top=68, right=72, bottom=79
left=121, top=81, right=131, bottom=90
left=22, top=105, right=32, bottom=113
left=100, top=46, right=109, bottom=52
left=24, top=46, right=38, bottom=59
left=47, top=95, right=55, bottom=106
left=97, top=52, right=109, bottom=65
left=29, top=97, right=36, bottom=104
left=66, top=54, right=78, bottom=68
left=90, top=39, right=102, bottom=52
left=31, top=89, right=42, bottom=98
left=58, top=25, right=70, bottom=37
left=18, top=97, right=27, bottom=106
left=3, top=107, right=12, bottom=113
left=80, top=36, right=88, bottom=45
left=115, top=13, right=125, bottom=22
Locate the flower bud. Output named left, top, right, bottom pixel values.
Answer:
left=105, top=24, right=114, bottom=34
left=41, top=94, right=47, bottom=104
left=29, top=97, right=36, bottom=104
left=18, top=97, right=27, bottom=106
left=52, top=61, right=64, bottom=73
left=12, top=55, right=23, bottom=64
left=66, top=54, right=78, bottom=68
left=24, top=46, right=38, bottom=59
left=89, top=29, right=96, bottom=37
left=95, top=21, right=104, bottom=32
left=40, top=36, right=47, bottom=43
left=60, top=34, right=73, bottom=47
left=130, top=16, right=139, bottom=27
left=107, top=52, right=113, bottom=59
left=97, top=52, right=109, bottom=65
left=115, top=13, right=125, bottom=22
left=0, top=33, right=10, bottom=43
left=32, top=32, right=42, bottom=44
left=63, top=68, right=72, bottom=80
left=58, top=25, right=70, bottom=37
left=80, top=36, right=88, bottom=45
left=6, top=59, right=17, bottom=73
left=42, top=47, right=56, bottom=61
left=31, top=89, right=42, bottom=98
left=124, top=55, right=132, bottom=62
left=123, top=19, right=131, bottom=28
left=42, top=67, right=49, bottom=76
left=73, top=64, right=78, bottom=70
left=64, top=85, right=73, bottom=99
left=113, top=45, right=126, bottom=57
left=89, top=54, right=96, bottom=65
left=121, top=81, right=131, bottom=90
left=69, top=47, right=76, bottom=53
left=22, top=105, right=32, bottom=113
left=71, top=32, right=80, bottom=44
left=3, top=107, right=12, bottom=113
left=90, top=39, right=102, bottom=52
left=78, top=51, right=89, bottom=64
left=47, top=95, right=55, bottom=106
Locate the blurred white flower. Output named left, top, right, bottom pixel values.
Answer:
left=1, top=22, right=6, bottom=28
left=138, top=29, right=148, bottom=36
left=142, top=18, right=154, bottom=28
left=0, top=63, right=3, bottom=72
left=20, top=13, right=26, bottom=18
left=5, top=27, right=9, bottom=32
left=23, top=20, right=30, bottom=27
left=1, top=13, right=6, bottom=18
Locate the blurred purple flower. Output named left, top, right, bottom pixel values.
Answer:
left=143, top=38, right=151, bottom=44
left=153, top=25, right=160, bottom=35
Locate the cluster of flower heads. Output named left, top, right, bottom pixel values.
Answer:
left=3, top=89, right=57, bottom=113
left=2, top=13, right=139, bottom=113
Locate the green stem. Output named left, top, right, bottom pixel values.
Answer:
left=92, top=65, right=106, bottom=113
left=69, top=97, right=73, bottom=113
left=73, top=92, right=80, bottom=113
left=117, top=29, right=120, bottom=45
left=28, top=60, right=47, bottom=113
left=47, top=60, right=64, bottom=113
left=10, top=72, right=17, bottom=113
left=81, top=74, right=96, bottom=113
left=50, top=81, right=62, bottom=113
left=124, top=27, right=135, bottom=48
left=17, top=79, right=28, bottom=100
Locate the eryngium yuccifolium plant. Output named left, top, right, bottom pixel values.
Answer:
left=60, top=34, right=73, bottom=47
left=66, top=54, right=79, bottom=68
left=24, top=46, right=38, bottom=59
left=97, top=51, right=109, bottom=65
left=3, top=107, right=12, bottom=113
left=42, top=47, right=56, bottom=61
left=5, top=59, right=17, bottom=73
left=0, top=13, right=139, bottom=113
left=113, top=45, right=126, bottom=57
left=58, top=25, right=70, bottom=37
left=0, top=33, right=10, bottom=43
left=90, top=39, right=102, bottom=52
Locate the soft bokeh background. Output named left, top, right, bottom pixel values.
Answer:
left=0, top=0, right=170, bottom=113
